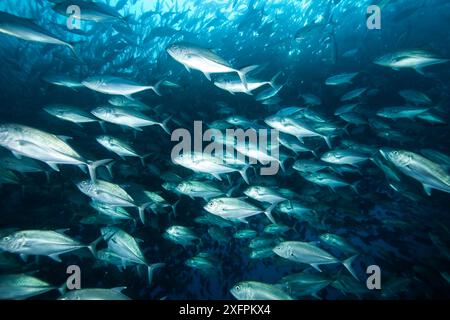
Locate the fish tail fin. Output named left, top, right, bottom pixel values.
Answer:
left=152, top=80, right=163, bottom=96
left=86, top=159, right=112, bottom=183
left=171, top=199, right=180, bottom=217
left=322, top=135, right=332, bottom=149
left=264, top=203, right=278, bottom=224
left=238, top=164, right=251, bottom=184
left=139, top=153, right=152, bottom=167
left=269, top=71, right=282, bottom=89
left=105, top=161, right=115, bottom=178
left=87, top=235, right=103, bottom=257
left=57, top=282, right=68, bottom=295
left=159, top=116, right=172, bottom=135
left=351, top=181, right=361, bottom=194
left=237, top=65, right=259, bottom=89
left=67, top=43, right=84, bottom=63
left=138, top=202, right=153, bottom=224
left=98, top=121, right=106, bottom=132
left=342, top=254, right=359, bottom=280
left=147, top=263, right=165, bottom=286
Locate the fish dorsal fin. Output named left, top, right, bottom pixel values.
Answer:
left=111, top=286, right=127, bottom=293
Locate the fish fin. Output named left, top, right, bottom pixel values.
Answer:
left=98, top=121, right=106, bottom=132
left=138, top=202, right=153, bottom=224
left=49, top=254, right=62, bottom=263
left=184, top=65, right=191, bottom=73
left=66, top=43, right=83, bottom=63
left=111, top=286, right=127, bottom=293
left=57, top=282, right=68, bottom=295
left=87, top=236, right=103, bottom=256
left=11, top=151, right=23, bottom=159
left=264, top=203, right=277, bottom=224
left=46, top=162, right=60, bottom=172
left=323, top=135, right=332, bottom=148
left=151, top=80, right=163, bottom=96
left=57, top=135, right=73, bottom=142
left=310, top=263, right=322, bottom=272
left=55, top=228, right=71, bottom=234
left=237, top=65, right=259, bottom=89
left=269, top=71, right=282, bottom=88
left=423, top=184, right=433, bottom=196
left=86, top=159, right=112, bottom=183
left=203, top=72, right=212, bottom=81
left=105, top=161, right=115, bottom=178
left=139, top=153, right=152, bottom=166
left=171, top=200, right=180, bottom=217
left=19, top=254, right=28, bottom=262
left=147, top=263, right=165, bottom=286
left=78, top=165, right=88, bottom=174
left=342, top=254, right=359, bottom=280
left=414, top=67, right=426, bottom=75
left=211, top=173, right=222, bottom=181
left=238, top=164, right=251, bottom=184
left=159, top=116, right=172, bottom=135
left=351, top=181, right=361, bottom=194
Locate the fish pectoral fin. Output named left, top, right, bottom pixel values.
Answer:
left=49, top=254, right=62, bottom=263
left=19, top=254, right=28, bottom=262
left=46, top=162, right=60, bottom=172
left=184, top=65, right=191, bottom=73
left=423, top=184, right=433, bottom=196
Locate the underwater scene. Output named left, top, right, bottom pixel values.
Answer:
left=0, top=0, right=449, bottom=300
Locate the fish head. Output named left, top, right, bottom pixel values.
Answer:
left=204, top=198, right=223, bottom=214
left=0, top=232, right=24, bottom=251
left=176, top=181, right=190, bottom=193
left=82, top=77, right=105, bottom=91
left=91, top=106, right=112, bottom=119
left=226, top=116, right=243, bottom=125
left=272, top=242, right=293, bottom=259
left=230, top=282, right=251, bottom=300
left=264, top=115, right=285, bottom=130
left=379, top=148, right=411, bottom=167
left=244, top=186, right=262, bottom=198
left=166, top=43, right=191, bottom=61
left=0, top=124, right=11, bottom=144
left=96, top=135, right=113, bottom=145
left=321, top=150, right=341, bottom=163
left=76, top=180, right=93, bottom=194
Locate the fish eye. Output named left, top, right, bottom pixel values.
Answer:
left=2, top=236, right=11, bottom=241
left=235, top=285, right=240, bottom=291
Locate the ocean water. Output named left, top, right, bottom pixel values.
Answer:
left=0, top=0, right=449, bottom=300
